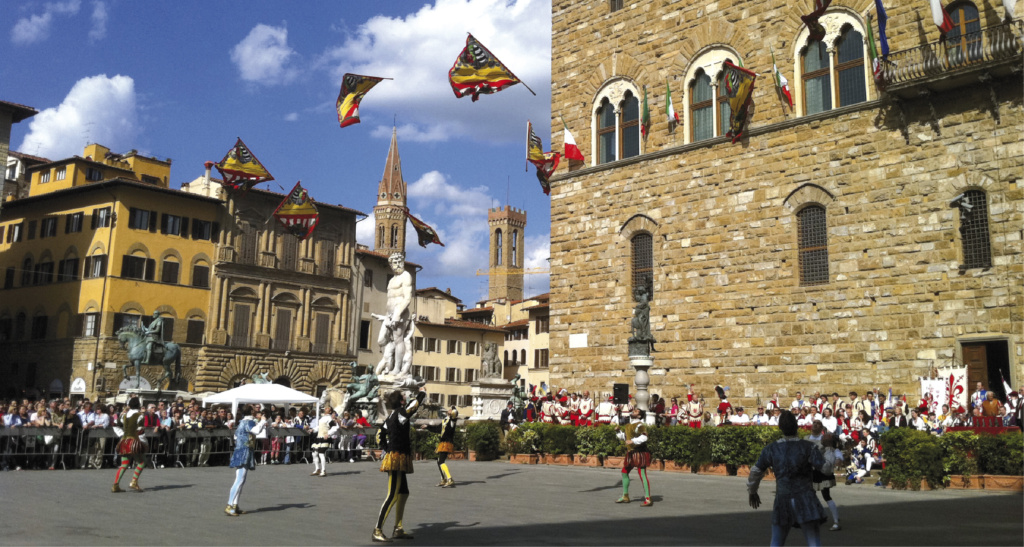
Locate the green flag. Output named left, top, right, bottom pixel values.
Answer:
left=641, top=85, right=651, bottom=138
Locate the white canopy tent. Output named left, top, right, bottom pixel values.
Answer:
left=202, top=383, right=320, bottom=420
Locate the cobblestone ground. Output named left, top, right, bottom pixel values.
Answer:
left=2, top=460, right=1021, bottom=545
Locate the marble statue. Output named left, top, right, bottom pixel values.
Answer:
left=628, top=285, right=656, bottom=356
left=374, top=252, right=414, bottom=377
left=481, top=341, right=503, bottom=379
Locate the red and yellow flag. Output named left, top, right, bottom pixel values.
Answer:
left=405, top=209, right=444, bottom=248
left=337, top=73, right=385, bottom=128
left=273, top=181, right=319, bottom=240
left=214, top=138, right=274, bottom=192
left=722, top=61, right=757, bottom=144
left=449, top=34, right=520, bottom=102
left=527, top=121, right=560, bottom=195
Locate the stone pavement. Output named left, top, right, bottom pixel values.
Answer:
left=2, top=460, right=1021, bottom=545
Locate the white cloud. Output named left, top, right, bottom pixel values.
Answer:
left=230, top=23, right=299, bottom=85
left=370, top=123, right=452, bottom=144
left=18, top=74, right=139, bottom=159
left=11, top=0, right=81, bottom=45
left=317, top=0, right=552, bottom=144
left=88, top=1, right=107, bottom=42
left=284, top=112, right=299, bottom=122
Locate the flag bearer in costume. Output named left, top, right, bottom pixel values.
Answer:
left=311, top=403, right=335, bottom=477
left=435, top=406, right=458, bottom=488
left=225, top=405, right=266, bottom=517
left=112, top=396, right=147, bottom=493
left=615, top=407, right=653, bottom=507
left=374, top=388, right=427, bottom=543
left=686, top=385, right=704, bottom=428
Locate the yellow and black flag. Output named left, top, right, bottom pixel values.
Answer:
left=214, top=138, right=274, bottom=193
left=527, top=121, right=560, bottom=195
left=337, top=73, right=385, bottom=128
left=406, top=209, right=444, bottom=248
left=273, top=181, right=319, bottom=240
left=449, top=34, right=521, bottom=102
left=722, top=61, right=757, bottom=144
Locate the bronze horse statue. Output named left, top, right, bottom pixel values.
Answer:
left=117, top=326, right=182, bottom=389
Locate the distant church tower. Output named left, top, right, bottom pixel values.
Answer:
left=488, top=205, right=526, bottom=301
left=374, top=127, right=407, bottom=256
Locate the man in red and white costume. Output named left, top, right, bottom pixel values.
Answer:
left=577, top=391, right=594, bottom=427
left=540, top=395, right=556, bottom=424
left=596, top=396, right=615, bottom=425
left=568, top=392, right=582, bottom=426
left=686, top=385, right=704, bottom=428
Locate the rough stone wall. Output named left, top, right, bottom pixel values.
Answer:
left=548, top=0, right=1023, bottom=406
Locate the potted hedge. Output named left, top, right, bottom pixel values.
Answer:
left=504, top=428, right=541, bottom=464
left=574, top=426, right=612, bottom=467
left=465, top=421, right=501, bottom=461
left=541, top=424, right=577, bottom=465
left=879, top=428, right=945, bottom=490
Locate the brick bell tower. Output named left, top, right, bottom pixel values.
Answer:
left=488, top=205, right=526, bottom=301
left=374, top=127, right=407, bottom=256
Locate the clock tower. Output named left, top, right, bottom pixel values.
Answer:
left=374, top=127, right=407, bottom=256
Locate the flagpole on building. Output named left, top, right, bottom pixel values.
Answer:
left=525, top=121, right=530, bottom=172
left=470, top=32, right=537, bottom=96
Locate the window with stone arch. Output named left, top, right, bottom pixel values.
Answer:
left=592, top=79, right=642, bottom=165
left=682, top=47, right=741, bottom=144
left=495, top=228, right=503, bottom=266
left=630, top=232, right=653, bottom=301
left=959, top=189, right=991, bottom=270
left=390, top=225, right=399, bottom=248
left=946, top=1, right=982, bottom=66
left=511, top=230, right=518, bottom=267
left=797, top=205, right=829, bottom=286
left=795, top=10, right=869, bottom=116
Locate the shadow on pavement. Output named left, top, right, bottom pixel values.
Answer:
left=144, top=484, right=193, bottom=491
left=249, top=503, right=315, bottom=514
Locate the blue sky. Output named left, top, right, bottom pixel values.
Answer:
left=3, top=0, right=554, bottom=304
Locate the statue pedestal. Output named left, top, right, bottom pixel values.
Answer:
left=630, top=355, right=653, bottom=413
left=470, top=378, right=513, bottom=421
left=373, top=374, right=426, bottom=424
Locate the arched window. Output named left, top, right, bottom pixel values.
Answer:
left=511, top=351, right=518, bottom=366
left=390, top=225, right=399, bottom=248
left=960, top=189, right=991, bottom=269
left=495, top=229, right=503, bottom=266
left=835, top=28, right=866, bottom=107
left=511, top=230, right=519, bottom=267
left=378, top=225, right=385, bottom=248
left=797, top=205, right=829, bottom=286
left=690, top=71, right=713, bottom=142
left=21, top=258, right=33, bottom=286
left=802, top=40, right=832, bottom=115
left=946, top=2, right=982, bottom=66
left=15, top=312, right=27, bottom=340
left=631, top=233, right=653, bottom=299
left=620, top=92, right=640, bottom=159
left=716, top=77, right=733, bottom=137
left=504, top=350, right=509, bottom=367
left=520, top=349, right=526, bottom=365
left=597, top=98, right=615, bottom=164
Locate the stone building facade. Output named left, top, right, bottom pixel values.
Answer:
left=548, top=0, right=1023, bottom=406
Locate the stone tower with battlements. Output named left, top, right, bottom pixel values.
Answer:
left=488, top=205, right=526, bottom=302
left=374, top=127, right=406, bottom=256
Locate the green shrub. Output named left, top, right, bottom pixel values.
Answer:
left=465, top=421, right=501, bottom=460
left=879, top=428, right=944, bottom=490
left=939, top=431, right=979, bottom=481
left=977, top=433, right=1024, bottom=476
left=412, top=429, right=439, bottom=460
left=576, top=425, right=622, bottom=457
left=682, top=426, right=714, bottom=469
left=453, top=427, right=467, bottom=452
left=540, top=424, right=578, bottom=455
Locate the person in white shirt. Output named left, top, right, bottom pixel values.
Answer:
left=819, top=408, right=838, bottom=435
left=753, top=407, right=771, bottom=425
left=596, top=396, right=616, bottom=425
left=910, top=409, right=928, bottom=432
left=790, top=392, right=806, bottom=410
left=88, top=405, right=112, bottom=469
left=732, top=407, right=751, bottom=425
left=767, top=408, right=781, bottom=426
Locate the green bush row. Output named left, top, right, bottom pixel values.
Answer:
left=879, top=428, right=1023, bottom=489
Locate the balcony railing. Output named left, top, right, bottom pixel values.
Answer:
left=882, top=20, right=1022, bottom=87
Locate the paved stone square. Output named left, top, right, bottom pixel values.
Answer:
left=2, top=460, right=1021, bottom=545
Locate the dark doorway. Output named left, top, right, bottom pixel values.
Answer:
left=962, top=340, right=1011, bottom=401
left=273, top=376, right=291, bottom=388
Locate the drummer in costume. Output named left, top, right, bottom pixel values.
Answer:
left=808, top=420, right=842, bottom=531
left=311, top=403, right=335, bottom=477
left=225, top=405, right=267, bottom=517
left=614, top=407, right=653, bottom=507
left=374, top=388, right=427, bottom=543
left=112, top=396, right=147, bottom=493
left=435, top=406, right=458, bottom=488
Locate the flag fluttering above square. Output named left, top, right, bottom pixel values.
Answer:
left=273, top=181, right=319, bottom=240
left=449, top=34, right=522, bottom=101
left=337, top=73, right=385, bottom=128
left=801, top=0, right=833, bottom=42
left=562, top=119, right=585, bottom=163
left=771, top=47, right=793, bottom=108
left=527, top=121, right=561, bottom=195
left=722, top=61, right=757, bottom=144
left=214, top=138, right=274, bottom=193
left=406, top=209, right=444, bottom=248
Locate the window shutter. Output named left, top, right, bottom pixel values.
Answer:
left=83, top=257, right=92, bottom=278
left=145, top=259, right=156, bottom=281
left=73, top=314, right=84, bottom=337
left=91, top=209, right=98, bottom=229
left=211, top=222, right=220, bottom=242
left=160, top=213, right=168, bottom=234
left=98, top=256, right=107, bottom=277
left=191, top=218, right=200, bottom=239
left=149, top=211, right=157, bottom=232
left=112, top=313, right=125, bottom=334
left=128, top=208, right=137, bottom=228
left=120, top=256, right=130, bottom=277
left=162, top=318, right=175, bottom=341
left=180, top=217, right=189, bottom=238
left=65, top=215, right=72, bottom=234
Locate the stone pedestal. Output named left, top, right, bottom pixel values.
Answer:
left=470, top=378, right=514, bottom=421
left=373, top=374, right=426, bottom=424
left=630, top=355, right=653, bottom=412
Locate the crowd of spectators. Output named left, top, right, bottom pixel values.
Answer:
left=0, top=395, right=375, bottom=471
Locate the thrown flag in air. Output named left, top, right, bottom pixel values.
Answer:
left=562, top=119, right=585, bottom=163
left=801, top=0, right=833, bottom=42
left=665, top=79, right=680, bottom=123
left=770, top=47, right=793, bottom=108
left=527, top=121, right=561, bottom=195
left=930, top=0, right=955, bottom=34
left=215, top=138, right=274, bottom=193
left=449, top=34, right=522, bottom=101
left=273, top=181, right=319, bottom=240
left=405, top=209, right=444, bottom=248
left=722, top=61, right=757, bottom=144
left=337, top=73, right=385, bottom=128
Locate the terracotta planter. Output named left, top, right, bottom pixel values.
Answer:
left=649, top=459, right=665, bottom=471
left=574, top=454, right=601, bottom=467
left=983, top=475, right=1023, bottom=492
left=510, top=453, right=539, bottom=464
left=467, top=451, right=476, bottom=461
left=371, top=450, right=383, bottom=459
left=663, top=461, right=690, bottom=473
left=734, top=465, right=751, bottom=477
left=603, top=456, right=625, bottom=469
left=448, top=451, right=467, bottom=460
left=698, top=464, right=728, bottom=476
left=543, top=454, right=574, bottom=465
left=946, top=475, right=981, bottom=489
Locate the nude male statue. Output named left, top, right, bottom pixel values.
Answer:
left=374, top=252, right=414, bottom=376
